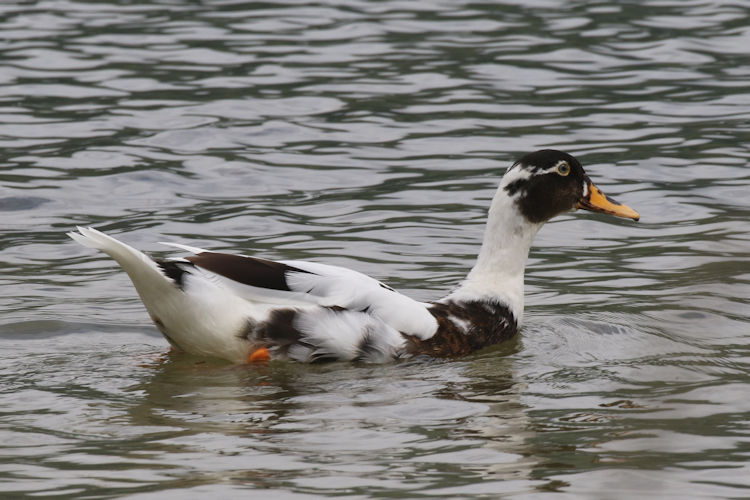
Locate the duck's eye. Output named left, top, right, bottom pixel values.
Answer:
left=556, top=162, right=570, bottom=176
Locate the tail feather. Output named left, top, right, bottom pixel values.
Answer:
left=68, top=226, right=142, bottom=260
left=68, top=226, right=113, bottom=249
left=68, top=226, right=174, bottom=296
left=69, top=226, right=255, bottom=363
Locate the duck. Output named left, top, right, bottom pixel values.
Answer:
left=69, top=149, right=639, bottom=364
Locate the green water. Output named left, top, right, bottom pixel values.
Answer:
left=1, top=1, right=749, bottom=498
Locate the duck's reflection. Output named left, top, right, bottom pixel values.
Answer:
left=124, top=339, right=549, bottom=491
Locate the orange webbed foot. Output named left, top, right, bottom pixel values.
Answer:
left=248, top=347, right=271, bottom=363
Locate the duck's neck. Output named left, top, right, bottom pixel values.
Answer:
left=447, top=188, right=541, bottom=324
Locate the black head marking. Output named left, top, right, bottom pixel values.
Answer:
left=503, top=178, right=526, bottom=197
left=515, top=149, right=581, bottom=173
left=503, top=149, right=588, bottom=223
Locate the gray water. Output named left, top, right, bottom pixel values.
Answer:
left=2, top=0, right=750, bottom=498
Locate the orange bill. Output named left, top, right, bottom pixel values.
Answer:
left=577, top=181, right=640, bottom=221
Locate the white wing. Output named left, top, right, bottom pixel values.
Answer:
left=166, top=246, right=439, bottom=340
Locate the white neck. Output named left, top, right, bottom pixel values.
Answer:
left=446, top=185, right=541, bottom=324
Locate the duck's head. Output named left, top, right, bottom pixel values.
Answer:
left=501, top=149, right=640, bottom=223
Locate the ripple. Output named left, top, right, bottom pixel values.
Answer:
left=1, top=0, right=750, bottom=497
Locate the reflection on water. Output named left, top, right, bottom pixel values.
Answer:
left=2, top=0, right=750, bottom=497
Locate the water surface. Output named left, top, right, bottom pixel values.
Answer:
left=2, top=1, right=750, bottom=498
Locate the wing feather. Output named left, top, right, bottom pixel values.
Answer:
left=159, top=243, right=438, bottom=339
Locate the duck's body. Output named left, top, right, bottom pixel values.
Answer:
left=69, top=150, right=639, bottom=364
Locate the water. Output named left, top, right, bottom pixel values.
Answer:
left=2, top=0, right=749, bottom=497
